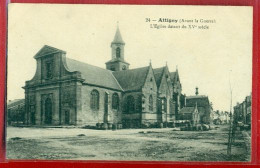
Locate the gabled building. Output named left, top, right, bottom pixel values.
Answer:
left=23, top=27, right=183, bottom=128
left=178, top=103, right=200, bottom=126
left=154, top=66, right=175, bottom=124
left=184, top=88, right=212, bottom=124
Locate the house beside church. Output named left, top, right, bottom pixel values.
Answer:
left=184, top=87, right=213, bottom=124
left=178, top=103, right=200, bottom=126
left=23, top=27, right=183, bottom=128
left=7, top=99, right=25, bottom=125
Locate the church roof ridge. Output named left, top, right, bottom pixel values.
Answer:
left=186, top=95, right=208, bottom=99
left=105, top=58, right=130, bottom=65
left=153, top=66, right=166, bottom=73
left=113, top=65, right=149, bottom=73
left=66, top=57, right=111, bottom=71
left=65, top=57, right=123, bottom=91
left=112, top=66, right=150, bottom=91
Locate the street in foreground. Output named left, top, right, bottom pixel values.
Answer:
left=6, top=125, right=250, bottom=161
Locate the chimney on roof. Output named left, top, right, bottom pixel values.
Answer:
left=195, top=87, right=199, bottom=96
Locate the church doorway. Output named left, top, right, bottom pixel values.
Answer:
left=31, top=111, right=35, bottom=125
left=30, top=105, right=36, bottom=125
left=44, top=98, right=52, bottom=124
left=65, top=110, right=70, bottom=125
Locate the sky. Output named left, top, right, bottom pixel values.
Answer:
left=7, top=4, right=252, bottom=112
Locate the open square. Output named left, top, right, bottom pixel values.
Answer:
left=7, top=126, right=250, bottom=161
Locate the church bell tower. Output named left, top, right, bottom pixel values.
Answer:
left=106, top=25, right=130, bottom=71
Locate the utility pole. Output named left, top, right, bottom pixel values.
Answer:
left=227, top=70, right=234, bottom=156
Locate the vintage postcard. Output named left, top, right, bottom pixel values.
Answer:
left=6, top=4, right=252, bottom=161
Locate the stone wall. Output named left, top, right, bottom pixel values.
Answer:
left=141, top=66, right=158, bottom=124
left=78, top=85, right=122, bottom=126
left=24, top=51, right=84, bottom=126
left=120, top=91, right=142, bottom=128
left=24, top=47, right=181, bottom=128
left=25, top=84, right=60, bottom=125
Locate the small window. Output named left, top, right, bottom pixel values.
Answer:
left=46, top=61, right=53, bottom=79
left=150, top=78, right=153, bottom=82
left=112, top=93, right=119, bottom=110
left=116, top=47, right=121, bottom=58
left=90, top=90, right=99, bottom=110
left=161, top=98, right=167, bottom=112
left=110, top=67, right=115, bottom=71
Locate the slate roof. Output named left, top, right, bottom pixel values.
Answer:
left=112, top=27, right=125, bottom=44
left=153, top=67, right=179, bottom=88
left=66, top=58, right=123, bottom=91
left=179, top=107, right=196, bottom=114
left=170, top=72, right=176, bottom=81
left=186, top=96, right=210, bottom=107
left=65, top=58, right=177, bottom=92
left=66, top=57, right=150, bottom=91
left=32, top=45, right=179, bottom=92
left=153, top=67, right=165, bottom=87
left=112, top=66, right=150, bottom=91
left=106, top=58, right=129, bottom=64
left=186, top=95, right=208, bottom=99
left=185, top=96, right=209, bottom=117
left=7, top=99, right=25, bottom=109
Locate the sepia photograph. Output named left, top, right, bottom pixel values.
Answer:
left=6, top=4, right=252, bottom=161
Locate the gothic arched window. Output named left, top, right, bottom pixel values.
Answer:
left=126, top=95, right=135, bottom=113
left=135, top=95, right=142, bottom=112
left=161, top=98, right=167, bottom=113
left=91, top=90, right=99, bottom=110
left=149, top=95, right=153, bottom=111
left=164, top=98, right=167, bottom=113
left=112, top=93, right=119, bottom=110
left=116, top=47, right=121, bottom=58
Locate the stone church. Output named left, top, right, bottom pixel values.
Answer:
left=23, top=27, right=183, bottom=128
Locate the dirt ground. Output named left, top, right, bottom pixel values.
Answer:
left=6, top=125, right=250, bottom=161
